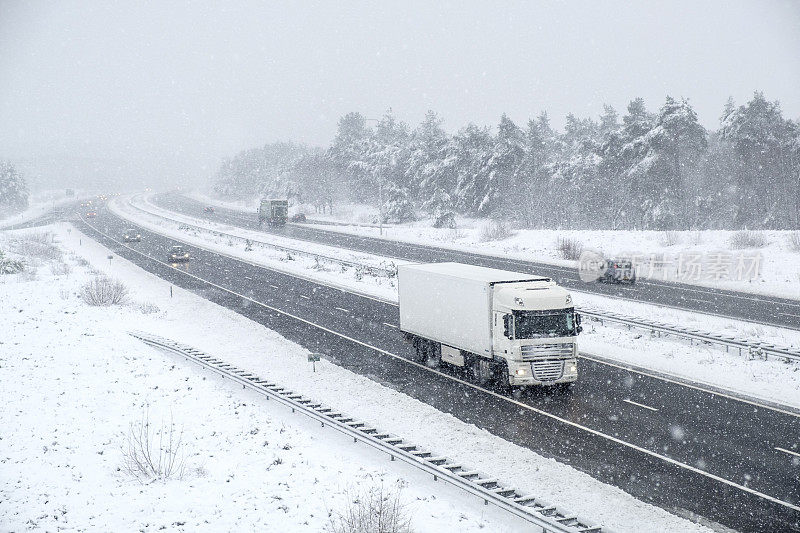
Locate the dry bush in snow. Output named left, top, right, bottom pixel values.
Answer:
left=0, top=250, right=25, bottom=274
left=7, top=233, right=62, bottom=261
left=658, top=230, right=681, bottom=247
left=80, top=276, right=129, bottom=306
left=557, top=237, right=584, bottom=260
left=729, top=230, right=768, bottom=249
left=121, top=408, right=186, bottom=482
left=49, top=261, right=72, bottom=276
left=787, top=232, right=800, bottom=252
left=137, top=302, right=160, bottom=314
left=479, top=220, right=514, bottom=242
left=326, top=482, right=413, bottom=533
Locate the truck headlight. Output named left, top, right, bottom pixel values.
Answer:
left=569, top=364, right=577, bottom=373
left=515, top=368, right=529, bottom=376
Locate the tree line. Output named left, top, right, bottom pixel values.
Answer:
left=213, top=91, right=800, bottom=230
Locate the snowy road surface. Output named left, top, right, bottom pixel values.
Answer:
left=157, top=192, right=800, bottom=331
left=71, top=206, right=800, bottom=532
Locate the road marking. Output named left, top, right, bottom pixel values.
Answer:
left=73, top=215, right=800, bottom=513
left=687, top=297, right=714, bottom=304
left=623, top=399, right=659, bottom=412
left=299, top=295, right=310, bottom=300
left=334, top=307, right=349, bottom=313
left=383, top=322, right=399, bottom=329
left=775, top=446, right=800, bottom=458
left=110, top=201, right=800, bottom=419
left=244, top=276, right=253, bottom=281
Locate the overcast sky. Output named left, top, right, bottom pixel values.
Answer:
left=1, top=0, right=798, bottom=188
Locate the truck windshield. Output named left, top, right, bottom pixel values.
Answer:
left=513, top=309, right=575, bottom=339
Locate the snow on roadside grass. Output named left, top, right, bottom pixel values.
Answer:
left=0, top=226, right=529, bottom=533
left=114, top=195, right=800, bottom=410
left=29, top=222, right=714, bottom=533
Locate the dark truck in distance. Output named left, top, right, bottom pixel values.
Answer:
left=168, top=245, right=190, bottom=263
left=258, top=199, right=288, bottom=226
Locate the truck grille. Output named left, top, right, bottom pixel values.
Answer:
left=520, top=343, right=574, bottom=361
left=532, top=360, right=564, bottom=382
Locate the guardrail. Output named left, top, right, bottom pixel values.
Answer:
left=577, top=304, right=800, bottom=363
left=123, top=199, right=398, bottom=278
left=124, top=197, right=800, bottom=365
left=129, top=330, right=610, bottom=533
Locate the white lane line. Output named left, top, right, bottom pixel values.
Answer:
left=74, top=216, right=800, bottom=513
left=623, top=399, right=659, bottom=412
left=244, top=276, right=253, bottom=281
left=299, top=295, right=310, bottom=300
left=112, top=201, right=800, bottom=418
left=779, top=313, right=800, bottom=319
left=383, top=322, right=399, bottom=329
left=775, top=446, right=800, bottom=458
left=687, top=297, right=714, bottom=304
left=581, top=353, right=800, bottom=419
left=334, top=307, right=350, bottom=313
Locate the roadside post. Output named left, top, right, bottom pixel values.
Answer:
left=308, top=352, right=321, bottom=372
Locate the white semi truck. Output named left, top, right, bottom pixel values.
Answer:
left=398, top=262, right=582, bottom=388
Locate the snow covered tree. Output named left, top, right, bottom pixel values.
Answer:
left=521, top=113, right=556, bottom=227
left=329, top=112, right=372, bottom=202
left=451, top=123, right=492, bottom=215
left=479, top=114, right=526, bottom=218
left=0, top=161, right=29, bottom=216
left=406, top=110, right=452, bottom=216
left=720, top=91, right=798, bottom=228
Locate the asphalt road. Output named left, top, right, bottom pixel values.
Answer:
left=73, top=205, right=800, bottom=533
left=154, top=192, right=800, bottom=330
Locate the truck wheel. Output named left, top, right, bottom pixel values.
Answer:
left=425, top=341, right=441, bottom=368
left=412, top=339, right=426, bottom=363
left=469, top=357, right=493, bottom=386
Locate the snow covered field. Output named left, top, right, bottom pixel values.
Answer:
left=0, top=223, right=714, bottom=533
left=0, top=190, right=87, bottom=229
left=189, top=190, right=800, bottom=300
left=114, top=195, right=800, bottom=410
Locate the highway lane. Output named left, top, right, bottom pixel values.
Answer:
left=74, top=207, right=800, bottom=532
left=156, top=192, right=800, bottom=330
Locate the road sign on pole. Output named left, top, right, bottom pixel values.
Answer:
left=307, top=353, right=321, bottom=372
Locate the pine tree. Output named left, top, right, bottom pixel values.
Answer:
left=0, top=161, right=29, bottom=216
left=479, top=114, right=525, bottom=218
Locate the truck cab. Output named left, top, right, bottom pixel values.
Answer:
left=492, top=281, right=580, bottom=386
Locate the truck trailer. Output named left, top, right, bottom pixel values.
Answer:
left=258, top=198, right=289, bottom=226
left=398, top=262, right=582, bottom=388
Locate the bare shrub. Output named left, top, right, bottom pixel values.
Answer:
left=729, top=230, right=768, bottom=249
left=8, top=234, right=62, bottom=261
left=121, top=408, right=186, bottom=482
left=690, top=231, right=703, bottom=245
left=557, top=237, right=584, bottom=260
left=59, top=288, right=71, bottom=300
left=787, top=232, right=800, bottom=252
left=80, top=276, right=129, bottom=306
left=0, top=250, right=25, bottom=274
left=50, top=262, right=72, bottom=276
left=658, top=231, right=681, bottom=247
left=326, top=483, right=412, bottom=533
left=479, top=220, right=514, bottom=242
left=137, top=302, right=160, bottom=314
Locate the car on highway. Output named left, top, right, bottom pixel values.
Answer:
left=597, top=259, right=636, bottom=284
left=204, top=206, right=215, bottom=214
left=168, top=245, right=190, bottom=263
left=122, top=229, right=142, bottom=242
left=85, top=211, right=97, bottom=218
left=290, top=213, right=307, bottom=223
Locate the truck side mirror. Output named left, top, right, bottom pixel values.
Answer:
left=503, top=314, right=512, bottom=338
left=576, top=313, right=582, bottom=325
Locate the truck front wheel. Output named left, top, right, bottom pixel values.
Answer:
left=469, top=357, right=493, bottom=386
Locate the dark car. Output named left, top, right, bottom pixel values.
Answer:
left=290, top=213, right=307, bottom=223
left=598, top=259, right=636, bottom=284
left=123, top=229, right=142, bottom=243
left=168, top=245, right=190, bottom=263
left=204, top=206, right=215, bottom=214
